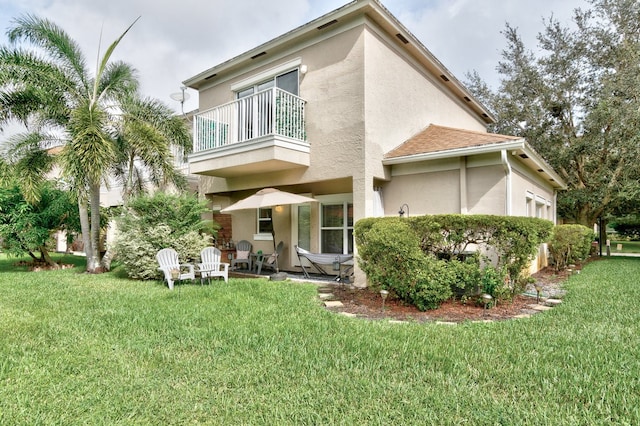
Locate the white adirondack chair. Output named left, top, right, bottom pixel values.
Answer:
left=156, top=248, right=195, bottom=290
left=197, top=247, right=229, bottom=284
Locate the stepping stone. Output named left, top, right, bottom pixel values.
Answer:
left=528, top=304, right=553, bottom=311
left=514, top=314, right=531, bottom=319
left=388, top=320, right=407, bottom=324
left=435, top=321, right=457, bottom=326
left=339, top=312, right=357, bottom=318
left=317, top=286, right=333, bottom=293
left=324, top=300, right=343, bottom=308
left=545, top=299, right=562, bottom=306
left=318, top=293, right=334, bottom=300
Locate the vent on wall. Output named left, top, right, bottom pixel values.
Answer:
left=251, top=51, right=267, bottom=60
left=205, top=73, right=217, bottom=80
left=463, top=96, right=471, bottom=102
left=519, top=154, right=529, bottom=159
left=395, top=33, right=409, bottom=44
left=317, top=19, right=338, bottom=30
left=440, top=74, right=450, bottom=82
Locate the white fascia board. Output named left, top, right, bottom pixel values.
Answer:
left=521, top=143, right=567, bottom=189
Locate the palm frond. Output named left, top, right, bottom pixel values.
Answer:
left=96, top=61, right=138, bottom=103
left=7, top=14, right=90, bottom=92
left=93, top=17, right=140, bottom=102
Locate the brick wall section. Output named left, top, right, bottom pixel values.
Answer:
left=213, top=213, right=233, bottom=244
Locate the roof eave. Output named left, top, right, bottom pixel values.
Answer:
left=383, top=139, right=567, bottom=190
left=383, top=139, right=526, bottom=165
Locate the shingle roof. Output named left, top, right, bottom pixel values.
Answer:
left=385, top=124, right=521, bottom=159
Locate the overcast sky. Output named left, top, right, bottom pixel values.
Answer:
left=0, top=0, right=585, bottom=131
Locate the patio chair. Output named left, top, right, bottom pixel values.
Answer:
left=255, top=241, right=284, bottom=275
left=156, top=248, right=195, bottom=290
left=230, top=240, right=252, bottom=271
left=197, top=247, right=229, bottom=284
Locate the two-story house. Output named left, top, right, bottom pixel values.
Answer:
left=183, top=0, right=565, bottom=286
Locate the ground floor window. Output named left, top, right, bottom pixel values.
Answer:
left=258, top=208, right=273, bottom=234
left=320, top=202, right=353, bottom=254
left=296, top=204, right=311, bottom=250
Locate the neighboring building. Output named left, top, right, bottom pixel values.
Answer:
left=183, top=0, right=565, bottom=285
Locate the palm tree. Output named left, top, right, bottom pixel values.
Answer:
left=0, top=15, right=191, bottom=272
left=113, top=94, right=191, bottom=203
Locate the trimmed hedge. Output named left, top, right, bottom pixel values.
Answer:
left=355, top=215, right=553, bottom=310
left=548, top=224, right=594, bottom=270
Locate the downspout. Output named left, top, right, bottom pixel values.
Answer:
left=501, top=149, right=512, bottom=216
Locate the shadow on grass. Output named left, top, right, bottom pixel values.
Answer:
left=0, top=252, right=86, bottom=273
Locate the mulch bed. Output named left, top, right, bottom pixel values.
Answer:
left=323, top=264, right=578, bottom=323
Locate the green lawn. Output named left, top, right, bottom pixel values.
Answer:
left=610, top=240, right=640, bottom=254
left=1, top=254, right=639, bottom=424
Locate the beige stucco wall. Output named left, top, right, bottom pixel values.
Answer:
left=384, top=158, right=505, bottom=217
left=384, top=169, right=461, bottom=215
left=198, top=24, right=367, bottom=197
left=510, top=159, right=557, bottom=222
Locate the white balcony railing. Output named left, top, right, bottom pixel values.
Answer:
left=193, top=87, right=306, bottom=153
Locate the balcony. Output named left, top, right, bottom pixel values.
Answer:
left=189, top=87, right=310, bottom=178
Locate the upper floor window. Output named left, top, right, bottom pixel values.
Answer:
left=236, top=69, right=299, bottom=99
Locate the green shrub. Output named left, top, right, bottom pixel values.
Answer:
left=356, top=215, right=553, bottom=309
left=548, top=224, right=594, bottom=270
left=114, top=192, right=214, bottom=280
left=412, top=258, right=455, bottom=310
left=448, top=256, right=482, bottom=297
left=354, top=218, right=452, bottom=310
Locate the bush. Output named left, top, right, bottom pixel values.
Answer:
left=448, top=256, right=481, bottom=297
left=354, top=218, right=452, bottom=311
left=355, top=215, right=553, bottom=309
left=548, top=224, right=594, bottom=270
left=114, top=192, right=215, bottom=280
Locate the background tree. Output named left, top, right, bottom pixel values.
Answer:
left=0, top=181, right=79, bottom=268
left=466, top=0, right=640, bottom=226
left=0, top=15, right=191, bottom=272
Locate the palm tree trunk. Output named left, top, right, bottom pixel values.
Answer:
left=89, top=182, right=102, bottom=272
left=78, top=197, right=94, bottom=271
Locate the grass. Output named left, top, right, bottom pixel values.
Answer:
left=610, top=240, right=640, bottom=254
left=1, top=253, right=639, bottom=424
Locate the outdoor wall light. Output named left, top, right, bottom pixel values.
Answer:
left=398, top=203, right=409, bottom=217
left=380, top=289, right=389, bottom=311
left=274, top=205, right=283, bottom=213
left=300, top=64, right=308, bottom=74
